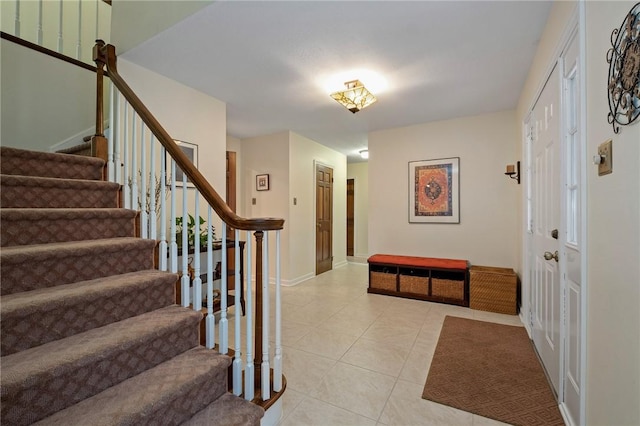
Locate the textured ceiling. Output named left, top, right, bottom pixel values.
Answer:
left=122, top=1, right=552, bottom=163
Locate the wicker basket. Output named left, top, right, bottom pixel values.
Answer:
left=370, top=272, right=397, bottom=291
left=399, top=275, right=429, bottom=294
left=469, top=266, right=517, bottom=314
left=432, top=278, right=464, bottom=300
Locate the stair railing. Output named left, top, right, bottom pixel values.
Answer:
left=93, top=41, right=285, bottom=404
left=2, top=0, right=111, bottom=65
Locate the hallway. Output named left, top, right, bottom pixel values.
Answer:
left=245, top=263, right=523, bottom=425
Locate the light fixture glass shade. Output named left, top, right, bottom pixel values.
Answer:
left=330, top=80, right=377, bottom=113
left=359, top=149, right=369, bottom=159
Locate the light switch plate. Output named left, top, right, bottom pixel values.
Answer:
left=598, top=139, right=613, bottom=176
left=252, top=198, right=256, bottom=205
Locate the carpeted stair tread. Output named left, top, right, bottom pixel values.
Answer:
left=0, top=237, right=157, bottom=294
left=183, top=393, right=265, bottom=426
left=0, top=146, right=104, bottom=180
left=1, top=306, right=202, bottom=425
left=0, top=174, right=120, bottom=208
left=35, top=347, right=231, bottom=426
left=1, top=208, right=138, bottom=246
left=1, top=270, right=178, bottom=355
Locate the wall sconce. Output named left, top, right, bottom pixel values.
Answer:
left=505, top=161, right=520, bottom=184
left=359, top=149, right=369, bottom=159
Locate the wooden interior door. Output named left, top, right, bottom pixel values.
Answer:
left=530, top=65, right=562, bottom=395
left=316, top=164, right=333, bottom=275
left=347, top=179, right=354, bottom=256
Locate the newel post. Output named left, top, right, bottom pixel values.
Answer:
left=92, top=40, right=108, bottom=165
left=253, top=230, right=264, bottom=394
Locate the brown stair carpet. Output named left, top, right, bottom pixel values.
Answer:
left=1, top=208, right=138, bottom=246
left=0, top=147, right=264, bottom=425
left=0, top=146, right=104, bottom=180
left=1, top=238, right=157, bottom=295
left=34, top=348, right=231, bottom=426
left=1, top=270, right=178, bottom=355
left=1, top=306, right=202, bottom=425
left=0, top=174, right=120, bottom=208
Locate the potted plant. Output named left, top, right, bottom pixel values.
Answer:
left=176, top=214, right=215, bottom=250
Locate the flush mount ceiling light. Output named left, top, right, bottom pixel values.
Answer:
left=330, top=80, right=377, bottom=114
left=359, top=149, right=369, bottom=159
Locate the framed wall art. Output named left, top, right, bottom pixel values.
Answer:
left=167, top=140, right=198, bottom=187
left=256, top=174, right=270, bottom=191
left=408, top=157, right=460, bottom=223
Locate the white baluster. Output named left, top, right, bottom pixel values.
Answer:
left=107, top=83, right=115, bottom=181
left=140, top=126, right=148, bottom=239
left=36, top=0, right=43, bottom=45
left=274, top=229, right=282, bottom=391
left=14, top=0, right=20, bottom=37
left=159, top=146, right=168, bottom=271
left=170, top=160, right=178, bottom=273
left=114, top=92, right=121, bottom=185
left=244, top=232, right=254, bottom=400
left=76, top=0, right=82, bottom=60
left=261, top=232, right=270, bottom=400
left=122, top=103, right=130, bottom=209
left=57, top=0, right=63, bottom=53
left=205, top=206, right=216, bottom=349
left=233, top=229, right=242, bottom=396
left=181, top=175, right=190, bottom=308
left=192, top=194, right=202, bottom=311
left=131, top=116, right=138, bottom=212
left=149, top=135, right=157, bottom=240
left=219, top=225, right=228, bottom=354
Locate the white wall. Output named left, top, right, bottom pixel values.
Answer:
left=368, top=110, right=519, bottom=268
left=290, top=132, right=347, bottom=281
left=1, top=39, right=97, bottom=150
left=584, top=2, right=640, bottom=424
left=111, top=0, right=211, bottom=55
left=241, top=132, right=291, bottom=281
left=117, top=58, right=227, bottom=234
left=347, top=162, right=369, bottom=258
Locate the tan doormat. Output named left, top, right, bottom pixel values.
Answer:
left=422, top=316, right=564, bottom=426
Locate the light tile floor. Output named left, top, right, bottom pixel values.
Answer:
left=223, top=263, right=523, bottom=425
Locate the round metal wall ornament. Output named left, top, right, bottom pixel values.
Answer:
left=606, top=2, right=640, bottom=134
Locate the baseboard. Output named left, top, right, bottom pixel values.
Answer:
left=280, top=272, right=314, bottom=287
left=334, top=260, right=348, bottom=269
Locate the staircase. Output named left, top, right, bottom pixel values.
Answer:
left=0, top=146, right=264, bottom=425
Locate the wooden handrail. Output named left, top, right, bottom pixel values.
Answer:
left=95, top=41, right=284, bottom=232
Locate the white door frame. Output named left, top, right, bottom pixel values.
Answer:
left=520, top=4, right=587, bottom=426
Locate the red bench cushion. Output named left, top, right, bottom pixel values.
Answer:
left=368, top=254, right=468, bottom=271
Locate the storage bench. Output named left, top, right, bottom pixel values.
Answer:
left=368, top=254, right=469, bottom=307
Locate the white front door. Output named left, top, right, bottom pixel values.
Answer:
left=530, top=64, right=562, bottom=395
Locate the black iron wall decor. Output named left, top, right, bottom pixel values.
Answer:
left=606, top=2, right=640, bottom=134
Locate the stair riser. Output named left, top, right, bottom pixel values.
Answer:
left=1, top=314, right=201, bottom=426
left=1, top=246, right=154, bottom=295
left=0, top=147, right=104, bottom=180
left=1, top=185, right=119, bottom=209
left=1, top=216, right=136, bottom=247
left=1, top=274, right=177, bottom=356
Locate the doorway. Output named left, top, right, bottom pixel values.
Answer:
left=529, top=64, right=562, bottom=395
left=347, top=178, right=354, bottom=256
left=315, top=164, right=333, bottom=275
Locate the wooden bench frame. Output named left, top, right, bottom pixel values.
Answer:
left=367, top=254, right=470, bottom=307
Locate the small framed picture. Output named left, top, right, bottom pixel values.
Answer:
left=256, top=174, right=270, bottom=191
left=167, top=140, right=198, bottom=187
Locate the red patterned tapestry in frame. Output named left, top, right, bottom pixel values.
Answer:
left=408, top=157, right=460, bottom=223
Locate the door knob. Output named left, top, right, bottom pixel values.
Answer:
left=543, top=251, right=559, bottom=262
